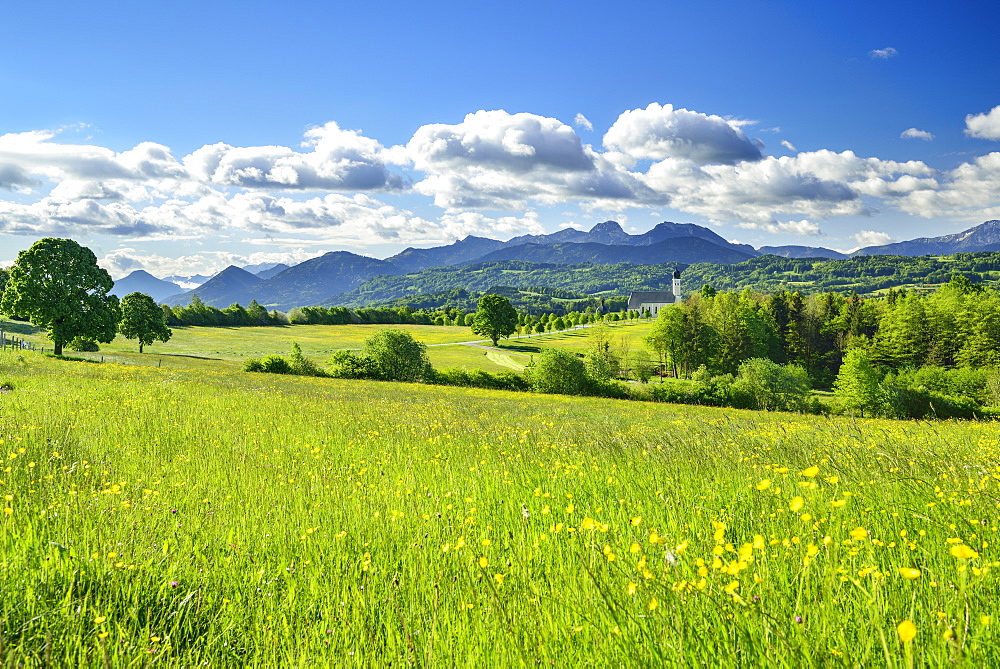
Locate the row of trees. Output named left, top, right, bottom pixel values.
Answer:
left=640, top=277, right=997, bottom=388
left=241, top=287, right=999, bottom=418
left=1, top=239, right=172, bottom=354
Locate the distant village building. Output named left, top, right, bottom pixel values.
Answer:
left=626, top=270, right=682, bottom=316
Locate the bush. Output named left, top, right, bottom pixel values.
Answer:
left=68, top=337, right=99, bottom=352
left=362, top=329, right=432, bottom=382
left=243, top=357, right=264, bottom=372
left=289, top=343, right=325, bottom=377
left=526, top=349, right=588, bottom=395
left=728, top=358, right=812, bottom=412
left=327, top=351, right=378, bottom=379
left=889, top=386, right=979, bottom=420
left=255, top=355, right=292, bottom=374
left=428, top=368, right=531, bottom=392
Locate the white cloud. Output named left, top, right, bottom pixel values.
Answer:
left=603, top=102, right=764, bottom=165
left=0, top=130, right=187, bottom=185
left=965, top=105, right=1000, bottom=140
left=406, top=109, right=651, bottom=210
left=869, top=47, right=898, bottom=59
left=100, top=247, right=322, bottom=279
left=893, top=152, right=1000, bottom=220
left=4, top=102, right=1000, bottom=253
left=852, top=230, right=893, bottom=248
left=0, top=163, right=40, bottom=191
left=437, top=211, right=545, bottom=239
left=183, top=121, right=405, bottom=191
left=0, top=197, right=188, bottom=238
left=738, top=219, right=822, bottom=235
left=574, top=113, right=594, bottom=131
left=901, top=127, right=935, bottom=141
left=408, top=110, right=594, bottom=173
left=637, top=149, right=937, bottom=225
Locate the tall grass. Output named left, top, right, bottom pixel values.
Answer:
left=0, top=350, right=997, bottom=665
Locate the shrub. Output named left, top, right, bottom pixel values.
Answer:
left=68, top=337, right=100, bottom=352
left=243, top=357, right=264, bottom=372
left=327, top=351, right=377, bottom=379
left=526, top=349, right=587, bottom=395
left=362, top=329, right=431, bottom=382
left=289, top=343, right=325, bottom=377
left=428, top=368, right=531, bottom=392
left=889, top=386, right=979, bottom=420
left=258, top=355, right=292, bottom=374
left=729, top=358, right=812, bottom=412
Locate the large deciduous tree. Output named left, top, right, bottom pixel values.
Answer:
left=470, top=294, right=518, bottom=347
left=119, top=292, right=172, bottom=353
left=0, top=238, right=120, bottom=355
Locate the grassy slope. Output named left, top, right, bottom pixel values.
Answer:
left=1, top=351, right=998, bottom=665
left=0, top=319, right=659, bottom=374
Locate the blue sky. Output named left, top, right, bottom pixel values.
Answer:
left=1, top=0, right=999, bottom=277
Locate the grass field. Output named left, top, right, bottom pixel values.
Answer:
left=1, top=349, right=998, bottom=665
left=0, top=318, right=657, bottom=375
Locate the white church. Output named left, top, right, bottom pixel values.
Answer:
left=626, top=270, right=682, bottom=316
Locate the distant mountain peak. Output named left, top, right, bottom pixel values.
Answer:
left=590, top=220, right=625, bottom=233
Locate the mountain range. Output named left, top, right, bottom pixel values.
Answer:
left=143, top=219, right=1000, bottom=310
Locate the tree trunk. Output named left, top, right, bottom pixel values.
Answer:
left=54, top=341, right=62, bottom=356
left=139, top=343, right=144, bottom=353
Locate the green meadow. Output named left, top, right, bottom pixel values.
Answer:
left=1, top=338, right=999, bottom=666
left=1, top=319, right=657, bottom=374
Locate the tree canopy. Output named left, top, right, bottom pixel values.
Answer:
left=119, top=292, right=172, bottom=353
left=361, top=328, right=431, bottom=382
left=0, top=238, right=119, bottom=355
left=470, top=294, right=518, bottom=346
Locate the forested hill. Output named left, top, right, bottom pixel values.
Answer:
left=327, top=252, right=1000, bottom=308
left=324, top=260, right=687, bottom=307
left=681, top=252, right=1000, bottom=294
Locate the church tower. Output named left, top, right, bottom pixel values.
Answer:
left=672, top=270, right=682, bottom=303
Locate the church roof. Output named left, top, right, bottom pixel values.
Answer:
left=627, top=291, right=675, bottom=309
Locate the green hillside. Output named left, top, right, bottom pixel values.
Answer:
left=329, top=253, right=1000, bottom=310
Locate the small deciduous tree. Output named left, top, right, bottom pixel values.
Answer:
left=362, top=328, right=431, bottom=382
left=583, top=326, right=618, bottom=381
left=835, top=348, right=890, bottom=417
left=471, top=294, right=518, bottom=346
left=729, top=358, right=811, bottom=412
left=119, top=292, right=172, bottom=353
left=1, top=238, right=120, bottom=355
left=526, top=349, right=587, bottom=395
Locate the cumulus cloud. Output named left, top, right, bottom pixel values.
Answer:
left=409, top=110, right=594, bottom=173
left=183, top=121, right=405, bottom=191
left=603, top=102, right=764, bottom=166
left=738, top=219, right=822, bottom=235
left=869, top=47, right=898, bottom=59
left=965, top=105, right=1000, bottom=140
left=4, top=102, right=1000, bottom=254
left=0, top=197, right=188, bottom=238
left=0, top=163, right=40, bottom=191
left=406, top=109, right=651, bottom=210
left=636, top=149, right=940, bottom=225
left=893, top=152, right=1000, bottom=220
left=574, top=113, right=594, bottom=131
left=852, top=230, right=893, bottom=248
left=0, top=130, right=187, bottom=185
left=901, top=127, right=935, bottom=141
left=100, top=246, right=321, bottom=279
